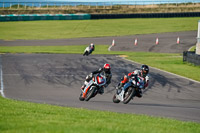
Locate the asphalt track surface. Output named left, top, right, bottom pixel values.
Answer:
left=1, top=31, right=200, bottom=122
left=0, top=31, right=197, bottom=53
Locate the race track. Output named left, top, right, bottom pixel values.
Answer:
left=1, top=31, right=200, bottom=122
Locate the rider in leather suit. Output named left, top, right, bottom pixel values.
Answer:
left=117, top=65, right=149, bottom=97
left=89, top=43, right=95, bottom=53
left=81, top=63, right=112, bottom=94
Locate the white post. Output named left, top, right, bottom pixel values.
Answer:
left=198, top=20, right=200, bottom=40
left=196, top=20, right=200, bottom=55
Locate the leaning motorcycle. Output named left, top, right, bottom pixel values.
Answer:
left=83, top=46, right=92, bottom=56
left=79, top=73, right=106, bottom=101
left=113, top=76, right=144, bottom=104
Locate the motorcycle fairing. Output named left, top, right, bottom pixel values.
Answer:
left=96, top=75, right=105, bottom=84
left=82, top=80, right=94, bottom=98
left=122, top=81, right=132, bottom=92
left=117, top=80, right=135, bottom=101
left=137, top=77, right=145, bottom=89
left=116, top=90, right=124, bottom=101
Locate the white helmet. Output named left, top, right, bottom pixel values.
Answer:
left=90, top=43, right=94, bottom=47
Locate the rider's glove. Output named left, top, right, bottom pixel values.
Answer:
left=89, top=73, right=93, bottom=78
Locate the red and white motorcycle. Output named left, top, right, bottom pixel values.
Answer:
left=79, top=73, right=106, bottom=101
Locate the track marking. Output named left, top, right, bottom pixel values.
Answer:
left=108, top=45, right=113, bottom=51
left=188, top=46, right=195, bottom=51
left=0, top=55, right=5, bottom=98
left=118, top=56, right=200, bottom=84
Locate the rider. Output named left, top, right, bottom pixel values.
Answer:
left=81, top=63, right=112, bottom=94
left=89, top=43, right=95, bottom=53
left=83, top=43, right=95, bottom=56
left=117, top=64, right=149, bottom=97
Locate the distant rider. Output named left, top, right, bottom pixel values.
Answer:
left=81, top=63, right=112, bottom=94
left=117, top=64, right=149, bottom=97
left=83, top=43, right=95, bottom=56
left=89, top=43, right=95, bottom=53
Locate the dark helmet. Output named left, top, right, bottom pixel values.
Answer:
left=141, top=65, right=149, bottom=77
left=103, top=63, right=111, bottom=73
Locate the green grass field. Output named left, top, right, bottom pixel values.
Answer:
left=189, top=46, right=196, bottom=51
left=1, top=96, right=200, bottom=133
left=0, top=17, right=199, bottom=40
left=0, top=17, right=200, bottom=132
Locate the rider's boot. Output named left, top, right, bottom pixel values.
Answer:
left=81, top=85, right=86, bottom=91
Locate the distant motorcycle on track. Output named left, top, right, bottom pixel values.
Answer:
left=83, top=43, right=95, bottom=56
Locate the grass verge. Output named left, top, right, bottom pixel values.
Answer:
left=0, top=96, right=200, bottom=133
left=0, top=17, right=199, bottom=40
left=189, top=45, right=196, bottom=51
left=0, top=45, right=200, bottom=82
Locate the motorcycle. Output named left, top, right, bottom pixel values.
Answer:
left=113, top=76, right=144, bottom=104
left=79, top=73, right=106, bottom=101
left=83, top=46, right=93, bottom=56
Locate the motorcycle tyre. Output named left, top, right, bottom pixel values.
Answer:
left=113, top=94, right=120, bottom=103
left=83, top=51, right=89, bottom=56
left=123, top=87, right=136, bottom=104
left=85, top=86, right=96, bottom=101
left=79, top=93, right=85, bottom=101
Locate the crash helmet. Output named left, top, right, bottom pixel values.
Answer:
left=103, top=63, right=111, bottom=73
left=141, top=64, right=149, bottom=77
left=90, top=43, right=94, bottom=47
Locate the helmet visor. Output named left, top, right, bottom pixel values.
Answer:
left=143, top=70, right=147, bottom=74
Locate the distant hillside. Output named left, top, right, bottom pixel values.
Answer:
left=0, top=3, right=200, bottom=14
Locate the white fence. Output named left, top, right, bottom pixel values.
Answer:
left=0, top=0, right=200, bottom=9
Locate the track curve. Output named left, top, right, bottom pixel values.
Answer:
left=0, top=31, right=197, bottom=53
left=1, top=53, right=200, bottom=122
left=1, top=31, right=200, bottom=122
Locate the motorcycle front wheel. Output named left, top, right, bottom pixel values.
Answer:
left=79, top=93, right=85, bottom=101
left=85, top=86, right=96, bottom=101
left=112, top=94, right=120, bottom=103
left=123, top=87, right=136, bottom=104
left=83, top=51, right=89, bottom=56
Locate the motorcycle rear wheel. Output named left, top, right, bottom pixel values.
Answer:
left=123, top=87, right=136, bottom=104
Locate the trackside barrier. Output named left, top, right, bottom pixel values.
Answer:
left=1, top=12, right=200, bottom=21
left=183, top=51, right=200, bottom=66
left=0, top=14, right=91, bottom=21
left=91, top=12, right=200, bottom=19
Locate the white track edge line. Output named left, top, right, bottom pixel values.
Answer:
left=0, top=55, right=5, bottom=98
left=108, top=45, right=113, bottom=51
